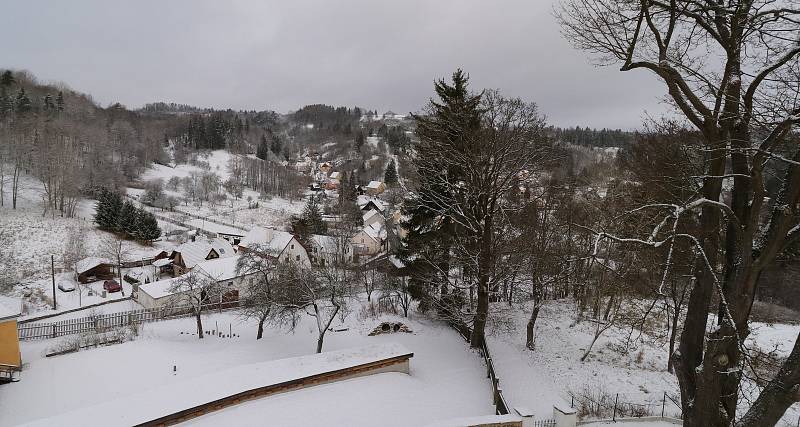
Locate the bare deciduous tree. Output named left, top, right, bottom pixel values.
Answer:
left=558, top=1, right=800, bottom=424
left=167, top=271, right=223, bottom=339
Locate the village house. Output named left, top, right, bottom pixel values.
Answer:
left=309, top=234, right=352, bottom=267
left=136, top=276, right=184, bottom=310
left=238, top=227, right=311, bottom=267
left=137, top=255, right=252, bottom=309
left=359, top=198, right=386, bottom=214
left=351, top=222, right=387, bottom=258
left=74, top=257, right=115, bottom=284
left=169, top=237, right=235, bottom=276
left=318, top=162, right=332, bottom=174
left=363, top=209, right=384, bottom=229
left=0, top=296, right=22, bottom=382
left=365, top=180, right=386, bottom=196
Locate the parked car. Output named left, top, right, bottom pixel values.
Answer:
left=103, top=280, right=122, bottom=293
left=57, top=281, right=75, bottom=292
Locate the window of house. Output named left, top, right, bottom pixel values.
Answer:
left=296, top=255, right=300, bottom=261
left=291, top=244, right=294, bottom=249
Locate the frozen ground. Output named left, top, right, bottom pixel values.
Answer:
left=486, top=299, right=800, bottom=425
left=0, top=172, right=180, bottom=317
left=0, top=301, right=494, bottom=426
left=134, top=149, right=304, bottom=231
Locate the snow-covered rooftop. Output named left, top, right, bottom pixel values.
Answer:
left=357, top=195, right=386, bottom=211
left=366, top=180, right=383, bottom=189
left=239, top=227, right=295, bottom=256
left=175, top=238, right=235, bottom=269
left=75, top=257, right=112, bottom=275
left=310, top=234, right=338, bottom=253
left=363, top=209, right=383, bottom=223
left=137, top=276, right=183, bottom=300
left=24, top=343, right=413, bottom=427
left=196, top=255, right=243, bottom=282
left=363, top=223, right=387, bottom=242
left=0, top=295, right=22, bottom=321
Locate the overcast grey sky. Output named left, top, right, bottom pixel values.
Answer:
left=2, top=0, right=671, bottom=129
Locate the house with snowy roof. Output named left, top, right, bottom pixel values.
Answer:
left=352, top=222, right=388, bottom=258
left=309, top=234, right=352, bottom=267
left=238, top=227, right=311, bottom=267
left=358, top=196, right=386, bottom=214
left=138, top=255, right=253, bottom=309
left=169, top=237, right=235, bottom=276
left=365, top=180, right=385, bottom=196
left=362, top=209, right=385, bottom=229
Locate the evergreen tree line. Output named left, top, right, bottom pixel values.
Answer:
left=0, top=70, right=64, bottom=118
left=94, top=189, right=162, bottom=242
left=549, top=125, right=635, bottom=148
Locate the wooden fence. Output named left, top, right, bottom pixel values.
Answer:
left=17, top=301, right=247, bottom=341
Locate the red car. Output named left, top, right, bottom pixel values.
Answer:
left=103, top=280, right=122, bottom=293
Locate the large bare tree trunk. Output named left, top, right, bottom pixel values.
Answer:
left=470, top=217, right=493, bottom=349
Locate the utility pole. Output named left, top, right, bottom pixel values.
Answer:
left=51, top=255, right=57, bottom=310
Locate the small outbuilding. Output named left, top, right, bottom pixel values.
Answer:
left=0, top=295, right=22, bottom=382
left=365, top=180, right=385, bottom=196
left=75, top=257, right=115, bottom=284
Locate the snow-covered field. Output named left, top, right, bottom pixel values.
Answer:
left=0, top=172, right=179, bottom=317
left=0, top=302, right=494, bottom=427
left=134, top=149, right=304, bottom=231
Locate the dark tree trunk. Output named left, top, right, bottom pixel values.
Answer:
left=526, top=303, right=540, bottom=350
left=256, top=312, right=268, bottom=340
left=470, top=217, right=493, bottom=349
left=195, top=312, right=204, bottom=339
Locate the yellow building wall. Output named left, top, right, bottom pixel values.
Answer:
left=0, top=319, right=21, bottom=368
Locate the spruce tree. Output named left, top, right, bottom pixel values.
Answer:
left=0, top=71, right=14, bottom=87
left=0, top=87, right=9, bottom=118
left=257, top=134, right=269, bottom=160
left=94, top=189, right=122, bottom=230
left=15, top=88, right=31, bottom=114
left=56, top=91, right=64, bottom=112
left=303, top=194, right=327, bottom=235
left=384, top=159, right=398, bottom=185
left=117, top=200, right=138, bottom=236
left=135, top=209, right=161, bottom=242
left=400, top=69, right=482, bottom=327
left=94, top=189, right=113, bottom=229
left=355, top=130, right=365, bottom=151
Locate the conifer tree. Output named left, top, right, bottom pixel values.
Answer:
left=303, top=194, right=327, bottom=235
left=117, top=200, right=137, bottom=235
left=401, top=69, right=482, bottom=334
left=134, top=208, right=161, bottom=242
left=15, top=88, right=31, bottom=114
left=256, top=134, right=269, bottom=160
left=0, top=87, right=10, bottom=117
left=0, top=71, right=14, bottom=87
left=384, top=159, right=398, bottom=185
left=56, top=91, right=64, bottom=112
left=94, top=189, right=122, bottom=230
